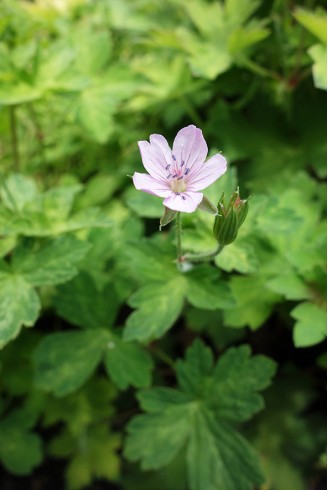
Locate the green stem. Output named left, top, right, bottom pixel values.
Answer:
left=183, top=244, right=224, bottom=263
left=9, top=106, right=20, bottom=171
left=27, top=103, right=46, bottom=165
left=176, top=212, right=182, bottom=264
left=149, top=346, right=175, bottom=369
left=241, top=57, right=280, bottom=80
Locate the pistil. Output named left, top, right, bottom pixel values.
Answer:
left=171, top=177, right=186, bottom=193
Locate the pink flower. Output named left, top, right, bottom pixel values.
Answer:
left=133, top=125, right=227, bottom=213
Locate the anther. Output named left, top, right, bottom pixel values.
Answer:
left=167, top=173, right=172, bottom=178
left=165, top=164, right=171, bottom=170
left=181, top=160, right=185, bottom=167
left=181, top=196, right=186, bottom=200
left=177, top=176, right=183, bottom=180
left=172, top=174, right=178, bottom=178
left=172, top=154, right=176, bottom=161
left=185, top=168, right=190, bottom=175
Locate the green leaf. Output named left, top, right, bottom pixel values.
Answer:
left=66, top=427, right=120, bottom=490
left=0, top=272, right=40, bottom=348
left=54, top=272, right=120, bottom=329
left=308, top=44, right=327, bottom=90
left=124, top=278, right=185, bottom=342
left=124, top=239, right=237, bottom=341
left=0, top=84, right=41, bottom=105
left=0, top=416, right=42, bottom=475
left=76, top=173, right=123, bottom=209
left=266, top=272, right=311, bottom=300
left=47, top=377, right=121, bottom=489
left=291, top=302, right=326, bottom=347
left=124, top=237, right=177, bottom=283
left=54, top=271, right=153, bottom=389
left=215, top=240, right=259, bottom=273
left=255, top=197, right=303, bottom=235
left=228, top=25, right=270, bottom=58
left=176, top=339, right=214, bottom=395
left=124, top=392, right=192, bottom=469
left=12, top=236, right=90, bottom=286
left=294, top=7, right=327, bottom=43
left=0, top=176, right=111, bottom=237
left=104, top=336, right=153, bottom=389
left=225, top=0, right=262, bottom=25
left=0, top=174, right=37, bottom=211
left=185, top=308, right=245, bottom=349
left=177, top=29, right=232, bottom=80
left=35, top=45, right=75, bottom=90
left=0, top=236, right=16, bottom=258
left=185, top=266, right=235, bottom=310
left=34, top=325, right=150, bottom=393
left=210, top=345, right=276, bottom=421
left=293, top=8, right=327, bottom=90
left=124, top=340, right=276, bottom=490
left=0, top=331, right=40, bottom=396
left=28, top=185, right=83, bottom=221
left=181, top=0, right=225, bottom=37
left=224, top=276, right=280, bottom=329
left=125, top=187, right=164, bottom=218
left=186, top=410, right=263, bottom=490
left=175, top=0, right=269, bottom=80
left=33, top=330, right=110, bottom=396
left=78, top=87, right=117, bottom=143
left=128, top=55, right=207, bottom=113
left=73, top=27, right=112, bottom=76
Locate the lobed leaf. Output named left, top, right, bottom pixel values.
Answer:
left=125, top=340, right=276, bottom=490
left=104, top=336, right=153, bottom=389
left=0, top=272, right=40, bottom=348
left=33, top=330, right=110, bottom=397
left=124, top=279, right=186, bottom=342
left=291, top=302, right=326, bottom=347
left=12, top=236, right=90, bottom=286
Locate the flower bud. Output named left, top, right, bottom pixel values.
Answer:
left=213, top=189, right=249, bottom=245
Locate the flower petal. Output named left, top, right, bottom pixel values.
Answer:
left=172, top=125, right=208, bottom=170
left=138, top=141, right=168, bottom=182
left=149, top=134, right=173, bottom=168
left=133, top=172, right=171, bottom=198
left=187, top=153, right=227, bottom=191
left=163, top=191, right=203, bottom=213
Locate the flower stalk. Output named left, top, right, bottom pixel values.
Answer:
left=9, top=106, right=20, bottom=171
left=182, top=244, right=224, bottom=263
left=176, top=212, right=183, bottom=263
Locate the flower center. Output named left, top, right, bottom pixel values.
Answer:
left=171, top=178, right=186, bottom=193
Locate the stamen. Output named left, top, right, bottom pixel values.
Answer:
left=167, top=173, right=172, bottom=178
left=172, top=173, right=178, bottom=178
left=165, top=164, right=171, bottom=170
left=181, top=160, right=185, bottom=167
left=184, top=168, right=190, bottom=175
left=172, top=154, right=176, bottom=161
left=181, top=196, right=186, bottom=200
left=177, top=176, right=183, bottom=180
